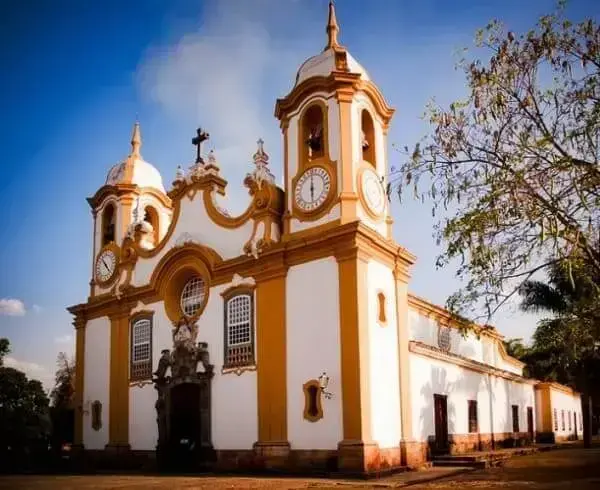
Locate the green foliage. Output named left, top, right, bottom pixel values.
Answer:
left=510, top=258, right=600, bottom=390
left=0, top=364, right=51, bottom=450
left=394, top=3, right=600, bottom=321
left=0, top=338, right=9, bottom=366
left=50, top=352, right=75, bottom=409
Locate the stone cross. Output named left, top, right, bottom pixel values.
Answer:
left=192, top=128, right=210, bottom=164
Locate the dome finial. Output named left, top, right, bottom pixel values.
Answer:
left=325, top=0, right=340, bottom=50
left=130, top=120, right=142, bottom=158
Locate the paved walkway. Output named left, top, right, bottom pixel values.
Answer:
left=1, top=445, right=599, bottom=489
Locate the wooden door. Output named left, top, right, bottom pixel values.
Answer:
left=434, top=394, right=449, bottom=453
left=527, top=406, right=534, bottom=440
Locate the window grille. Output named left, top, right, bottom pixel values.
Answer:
left=131, top=317, right=152, bottom=380
left=181, top=277, right=206, bottom=317
left=224, top=293, right=254, bottom=369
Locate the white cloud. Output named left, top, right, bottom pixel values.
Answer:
left=0, top=298, right=26, bottom=316
left=137, top=0, right=319, bottom=213
left=4, top=356, right=54, bottom=392
left=54, top=334, right=73, bottom=345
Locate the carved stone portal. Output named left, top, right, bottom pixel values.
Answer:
left=153, top=317, right=215, bottom=471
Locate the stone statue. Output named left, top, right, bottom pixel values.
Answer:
left=154, top=349, right=171, bottom=381
left=196, top=342, right=213, bottom=374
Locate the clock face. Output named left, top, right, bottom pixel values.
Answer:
left=95, top=249, right=117, bottom=283
left=361, top=168, right=386, bottom=216
left=294, top=166, right=331, bottom=212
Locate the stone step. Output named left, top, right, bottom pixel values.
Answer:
left=432, top=459, right=488, bottom=469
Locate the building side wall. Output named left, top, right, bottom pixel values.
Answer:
left=366, top=259, right=401, bottom=447
left=410, top=353, right=535, bottom=448
left=286, top=257, right=343, bottom=449
left=83, top=316, right=111, bottom=450
left=550, top=388, right=583, bottom=440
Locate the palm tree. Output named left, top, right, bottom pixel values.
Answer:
left=518, top=259, right=600, bottom=447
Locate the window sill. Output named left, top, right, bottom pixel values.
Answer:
left=129, top=379, right=153, bottom=388
left=221, top=364, right=257, bottom=376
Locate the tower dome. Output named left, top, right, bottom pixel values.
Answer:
left=105, top=122, right=166, bottom=194
left=294, top=1, right=370, bottom=87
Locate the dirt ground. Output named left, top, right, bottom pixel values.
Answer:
left=1, top=446, right=599, bottom=489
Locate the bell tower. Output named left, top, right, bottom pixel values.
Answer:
left=276, top=0, right=395, bottom=238
left=87, top=121, right=171, bottom=296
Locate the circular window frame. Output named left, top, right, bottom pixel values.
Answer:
left=180, top=276, right=207, bottom=318
left=159, top=255, right=211, bottom=324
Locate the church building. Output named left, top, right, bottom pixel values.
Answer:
left=68, top=1, right=582, bottom=475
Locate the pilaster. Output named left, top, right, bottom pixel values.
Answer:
left=73, top=316, right=86, bottom=448
left=254, top=268, right=290, bottom=466
left=107, top=307, right=132, bottom=450
left=335, top=247, right=377, bottom=473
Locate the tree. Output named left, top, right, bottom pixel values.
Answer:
left=517, top=259, right=600, bottom=447
left=0, top=340, right=51, bottom=471
left=395, top=3, right=600, bottom=322
left=0, top=337, right=9, bottom=366
left=49, top=353, right=75, bottom=448
left=50, top=352, right=75, bottom=409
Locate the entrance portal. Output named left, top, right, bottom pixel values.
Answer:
left=153, top=319, right=215, bottom=472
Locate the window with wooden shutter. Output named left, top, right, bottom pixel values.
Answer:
left=130, top=314, right=153, bottom=381
left=224, top=292, right=254, bottom=369
left=512, top=405, right=519, bottom=432
left=468, top=400, right=478, bottom=433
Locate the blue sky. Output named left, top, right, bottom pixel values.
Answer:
left=0, top=0, right=597, bottom=389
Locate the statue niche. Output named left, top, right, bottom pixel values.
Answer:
left=153, top=317, right=215, bottom=472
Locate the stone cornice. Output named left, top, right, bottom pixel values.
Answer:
left=409, top=341, right=535, bottom=385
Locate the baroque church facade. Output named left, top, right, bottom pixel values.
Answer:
left=68, top=2, right=582, bottom=474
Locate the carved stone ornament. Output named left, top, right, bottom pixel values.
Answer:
left=153, top=316, right=215, bottom=470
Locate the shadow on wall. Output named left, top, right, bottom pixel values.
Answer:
left=419, top=366, right=460, bottom=457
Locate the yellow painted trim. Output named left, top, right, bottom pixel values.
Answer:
left=536, top=381, right=581, bottom=397
left=394, top=272, right=413, bottom=442
left=73, top=318, right=86, bottom=446
left=537, top=384, right=553, bottom=432
left=256, top=271, right=288, bottom=443
left=337, top=250, right=371, bottom=442
left=108, top=310, right=131, bottom=447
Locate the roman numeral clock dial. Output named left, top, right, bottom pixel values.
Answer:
left=294, top=166, right=331, bottom=213
left=95, top=248, right=118, bottom=284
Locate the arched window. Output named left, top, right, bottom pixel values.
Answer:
left=101, top=204, right=116, bottom=246
left=223, top=293, right=254, bottom=369
left=302, top=104, right=326, bottom=162
left=361, top=109, right=376, bottom=166
left=143, top=206, right=160, bottom=246
left=130, top=315, right=153, bottom=381
left=377, top=292, right=387, bottom=324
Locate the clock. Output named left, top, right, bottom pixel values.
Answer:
left=95, top=248, right=118, bottom=284
left=294, top=166, right=331, bottom=213
left=360, top=167, right=386, bottom=217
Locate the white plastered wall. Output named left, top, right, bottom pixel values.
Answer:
left=366, top=259, right=401, bottom=447
left=409, top=353, right=535, bottom=441
left=127, top=279, right=258, bottom=451
left=133, top=194, right=255, bottom=286
left=550, top=388, right=583, bottom=439
left=353, top=93, right=389, bottom=238
left=83, top=316, right=110, bottom=449
left=286, top=257, right=343, bottom=449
